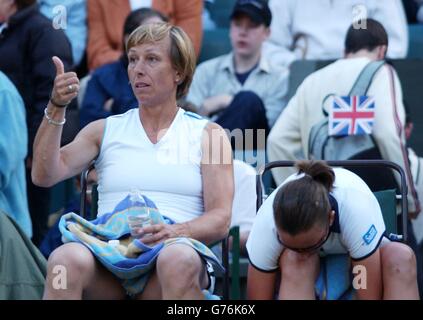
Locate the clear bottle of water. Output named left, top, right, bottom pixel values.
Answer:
left=126, top=189, right=151, bottom=238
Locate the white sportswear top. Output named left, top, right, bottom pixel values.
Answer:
left=246, top=168, right=387, bottom=272
left=95, top=108, right=209, bottom=223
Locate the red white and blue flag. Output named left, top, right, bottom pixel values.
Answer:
left=328, top=95, right=375, bottom=136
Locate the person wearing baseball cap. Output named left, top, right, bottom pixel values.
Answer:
left=230, top=0, right=272, bottom=27
left=187, top=0, right=288, bottom=151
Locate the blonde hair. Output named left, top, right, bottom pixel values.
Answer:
left=126, top=22, right=196, bottom=99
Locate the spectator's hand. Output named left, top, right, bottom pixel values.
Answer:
left=50, top=56, right=80, bottom=107
left=134, top=223, right=189, bottom=246
left=200, top=94, right=233, bottom=116
left=104, top=98, right=114, bottom=112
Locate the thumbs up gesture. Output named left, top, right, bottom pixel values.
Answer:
left=50, top=56, right=80, bottom=107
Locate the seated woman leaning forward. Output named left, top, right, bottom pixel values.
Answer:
left=247, top=160, right=419, bottom=300
left=31, top=22, right=234, bottom=300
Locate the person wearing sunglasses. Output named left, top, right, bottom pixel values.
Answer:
left=247, top=160, right=419, bottom=299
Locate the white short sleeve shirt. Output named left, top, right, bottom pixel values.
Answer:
left=246, top=168, right=386, bottom=272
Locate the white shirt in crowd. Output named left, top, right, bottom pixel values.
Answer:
left=187, top=52, right=289, bottom=128
left=264, top=0, right=408, bottom=67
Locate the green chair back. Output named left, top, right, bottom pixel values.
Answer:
left=198, top=28, right=231, bottom=64
left=373, top=189, right=398, bottom=235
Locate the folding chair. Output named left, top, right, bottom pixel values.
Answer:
left=256, top=159, right=408, bottom=241
left=79, top=167, right=231, bottom=300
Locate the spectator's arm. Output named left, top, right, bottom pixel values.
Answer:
left=0, top=90, right=27, bottom=189
left=370, top=65, right=420, bottom=216
left=267, top=89, right=303, bottom=185
left=173, top=0, right=203, bottom=56
left=371, top=0, right=408, bottom=58
left=87, top=0, right=121, bottom=70
left=262, top=68, right=289, bottom=128
left=262, top=0, right=296, bottom=68
left=200, top=95, right=233, bottom=116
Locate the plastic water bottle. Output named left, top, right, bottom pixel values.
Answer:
left=126, top=189, right=151, bottom=238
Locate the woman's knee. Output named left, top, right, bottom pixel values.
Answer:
left=156, top=245, right=203, bottom=286
left=381, top=242, right=417, bottom=281
left=279, top=250, right=320, bottom=282
left=47, top=243, right=96, bottom=282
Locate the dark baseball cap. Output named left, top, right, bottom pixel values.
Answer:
left=230, top=0, right=272, bottom=27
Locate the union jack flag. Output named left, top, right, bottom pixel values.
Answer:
left=328, top=95, right=375, bottom=136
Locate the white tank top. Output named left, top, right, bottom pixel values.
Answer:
left=95, top=108, right=209, bottom=223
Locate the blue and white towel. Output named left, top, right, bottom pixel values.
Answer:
left=59, top=194, right=224, bottom=296
left=315, top=254, right=354, bottom=300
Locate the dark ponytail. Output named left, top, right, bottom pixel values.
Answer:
left=273, top=160, right=335, bottom=235
left=296, top=160, right=335, bottom=192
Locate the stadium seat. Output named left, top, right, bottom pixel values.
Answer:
left=207, top=0, right=237, bottom=28
left=198, top=28, right=231, bottom=64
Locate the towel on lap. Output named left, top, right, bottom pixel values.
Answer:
left=59, top=194, right=224, bottom=296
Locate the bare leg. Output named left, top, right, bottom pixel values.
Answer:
left=43, top=242, right=126, bottom=300
left=138, top=244, right=209, bottom=300
left=380, top=242, right=419, bottom=300
left=135, top=269, right=162, bottom=300
left=278, top=249, right=320, bottom=300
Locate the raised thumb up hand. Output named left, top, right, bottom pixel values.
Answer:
left=50, top=56, right=80, bottom=107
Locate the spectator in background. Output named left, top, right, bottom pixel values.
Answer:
left=402, top=0, right=423, bottom=23
left=404, top=106, right=423, bottom=296
left=80, top=8, right=167, bottom=128
left=87, top=0, right=203, bottom=71
left=267, top=19, right=420, bottom=218
left=0, top=0, right=73, bottom=246
left=187, top=0, right=288, bottom=147
left=38, top=0, right=87, bottom=68
left=0, top=72, right=31, bottom=238
left=264, top=0, right=409, bottom=68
